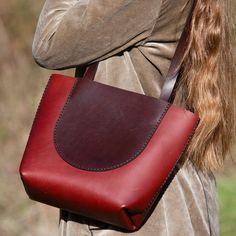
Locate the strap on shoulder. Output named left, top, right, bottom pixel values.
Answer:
left=75, top=0, right=196, bottom=103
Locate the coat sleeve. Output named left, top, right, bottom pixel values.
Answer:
left=32, top=0, right=163, bottom=69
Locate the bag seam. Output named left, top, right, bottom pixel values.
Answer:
left=53, top=79, right=170, bottom=171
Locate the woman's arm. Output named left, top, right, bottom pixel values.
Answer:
left=32, top=0, right=163, bottom=69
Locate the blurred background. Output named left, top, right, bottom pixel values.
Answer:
left=0, top=0, right=235, bottom=235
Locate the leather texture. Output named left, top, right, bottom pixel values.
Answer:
left=54, top=78, right=169, bottom=171
left=20, top=73, right=199, bottom=231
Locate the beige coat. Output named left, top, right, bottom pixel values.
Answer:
left=32, top=0, right=219, bottom=235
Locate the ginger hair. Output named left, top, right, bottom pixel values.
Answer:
left=175, top=0, right=236, bottom=172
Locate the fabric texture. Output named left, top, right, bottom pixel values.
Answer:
left=32, top=0, right=220, bottom=235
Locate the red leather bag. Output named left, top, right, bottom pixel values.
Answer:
left=20, top=1, right=198, bottom=231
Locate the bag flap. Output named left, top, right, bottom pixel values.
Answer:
left=54, top=79, right=170, bottom=171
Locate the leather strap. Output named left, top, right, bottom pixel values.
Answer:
left=83, top=62, right=99, bottom=80
left=160, top=0, right=196, bottom=102
left=75, top=0, right=196, bottom=103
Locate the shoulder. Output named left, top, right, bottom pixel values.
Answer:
left=145, top=0, right=193, bottom=42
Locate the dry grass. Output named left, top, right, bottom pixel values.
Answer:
left=0, top=1, right=235, bottom=236
left=0, top=1, right=64, bottom=235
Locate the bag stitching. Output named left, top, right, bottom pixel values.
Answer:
left=53, top=78, right=171, bottom=171
left=142, top=118, right=200, bottom=217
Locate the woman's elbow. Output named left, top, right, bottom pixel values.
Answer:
left=32, top=36, right=75, bottom=69
left=32, top=43, right=59, bottom=70
left=32, top=40, right=93, bottom=69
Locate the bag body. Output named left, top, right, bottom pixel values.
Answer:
left=20, top=72, right=198, bottom=230
left=19, top=0, right=198, bottom=231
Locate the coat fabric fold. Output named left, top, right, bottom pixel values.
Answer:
left=32, top=0, right=219, bottom=235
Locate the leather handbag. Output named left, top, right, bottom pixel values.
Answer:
left=19, top=0, right=198, bottom=231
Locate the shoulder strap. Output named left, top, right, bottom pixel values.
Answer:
left=75, top=0, right=196, bottom=103
left=159, top=0, right=196, bottom=102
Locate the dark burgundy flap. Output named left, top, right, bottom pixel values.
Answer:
left=54, top=79, right=170, bottom=171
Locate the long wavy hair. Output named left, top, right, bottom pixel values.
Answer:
left=174, top=0, right=236, bottom=172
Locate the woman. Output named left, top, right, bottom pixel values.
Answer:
left=32, top=0, right=236, bottom=235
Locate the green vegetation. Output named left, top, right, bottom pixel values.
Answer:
left=218, top=176, right=236, bottom=236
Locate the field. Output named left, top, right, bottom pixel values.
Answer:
left=0, top=1, right=236, bottom=235
left=218, top=175, right=236, bottom=235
